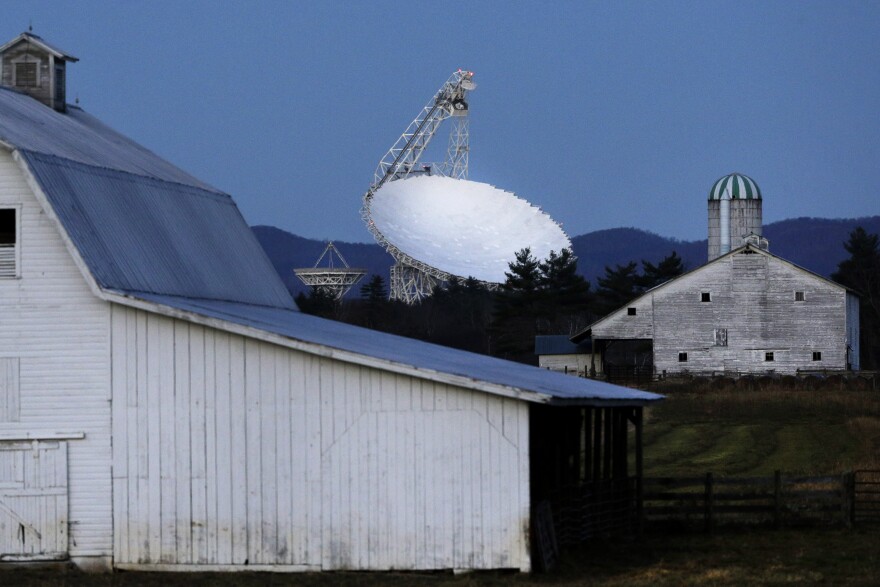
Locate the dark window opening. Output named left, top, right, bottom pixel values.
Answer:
left=714, top=328, right=728, bottom=346
left=627, top=307, right=636, bottom=316
left=0, top=209, right=15, bottom=245
left=678, top=352, right=688, bottom=362
left=15, top=62, right=38, bottom=87
left=812, top=351, right=822, bottom=361
left=54, top=64, right=65, bottom=105
left=795, top=291, right=805, bottom=302
left=701, top=292, right=711, bottom=302
left=765, top=352, right=774, bottom=362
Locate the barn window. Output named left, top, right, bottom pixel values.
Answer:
left=714, top=328, right=728, bottom=346
left=701, top=292, right=711, bottom=302
left=14, top=61, right=39, bottom=87
left=795, top=291, right=805, bottom=302
left=765, top=352, right=774, bottom=362
left=0, top=208, right=18, bottom=278
left=812, top=351, right=822, bottom=361
left=0, top=358, right=20, bottom=422
left=678, top=352, right=688, bottom=362
left=627, top=307, right=637, bottom=316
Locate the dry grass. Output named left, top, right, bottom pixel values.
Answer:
left=5, top=527, right=880, bottom=586
left=640, top=385, right=880, bottom=476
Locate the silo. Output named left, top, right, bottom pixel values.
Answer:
left=708, top=172, right=762, bottom=261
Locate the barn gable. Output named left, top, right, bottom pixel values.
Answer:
left=578, top=244, right=859, bottom=375
left=0, top=85, right=294, bottom=309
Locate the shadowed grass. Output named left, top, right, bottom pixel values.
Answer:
left=5, top=528, right=880, bottom=585
left=640, top=386, right=880, bottom=476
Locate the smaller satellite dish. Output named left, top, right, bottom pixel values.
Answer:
left=294, top=242, right=366, bottom=300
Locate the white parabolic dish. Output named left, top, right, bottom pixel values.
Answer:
left=368, top=176, right=572, bottom=284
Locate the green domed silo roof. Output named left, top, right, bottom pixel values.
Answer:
left=709, top=172, right=762, bottom=200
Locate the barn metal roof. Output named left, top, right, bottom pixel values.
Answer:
left=0, top=87, right=212, bottom=189
left=0, top=87, right=295, bottom=309
left=117, top=292, right=662, bottom=406
left=0, top=84, right=660, bottom=406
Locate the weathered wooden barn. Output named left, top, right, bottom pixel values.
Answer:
left=0, top=32, right=661, bottom=571
left=575, top=243, right=860, bottom=376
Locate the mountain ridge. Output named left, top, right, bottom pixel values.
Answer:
left=253, top=216, right=880, bottom=297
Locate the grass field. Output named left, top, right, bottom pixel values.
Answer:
left=640, top=383, right=880, bottom=477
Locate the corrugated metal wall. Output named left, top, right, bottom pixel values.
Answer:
left=0, top=150, right=112, bottom=559
left=109, top=304, right=531, bottom=571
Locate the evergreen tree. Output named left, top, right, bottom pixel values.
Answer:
left=358, top=274, right=389, bottom=329
left=595, top=261, right=640, bottom=315
left=831, top=227, right=880, bottom=369
left=538, top=248, right=593, bottom=333
left=491, top=248, right=592, bottom=362
left=295, top=286, right=338, bottom=319
left=640, top=251, right=685, bottom=290
left=491, top=248, right=545, bottom=361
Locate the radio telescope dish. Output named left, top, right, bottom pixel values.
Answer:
left=367, top=175, right=571, bottom=284
left=294, top=242, right=366, bottom=300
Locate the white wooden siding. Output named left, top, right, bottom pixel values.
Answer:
left=0, top=150, right=111, bottom=558
left=593, top=249, right=851, bottom=375
left=0, top=358, right=19, bottom=422
left=110, top=304, right=531, bottom=571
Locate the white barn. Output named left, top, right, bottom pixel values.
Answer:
left=575, top=243, right=860, bottom=376
left=0, top=33, right=660, bottom=571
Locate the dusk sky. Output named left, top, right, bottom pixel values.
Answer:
left=5, top=1, right=879, bottom=244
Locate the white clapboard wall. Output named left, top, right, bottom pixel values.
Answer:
left=110, top=304, right=532, bottom=571
left=0, top=151, right=112, bottom=560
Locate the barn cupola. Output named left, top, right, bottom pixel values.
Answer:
left=707, top=172, right=764, bottom=261
left=0, top=31, right=78, bottom=113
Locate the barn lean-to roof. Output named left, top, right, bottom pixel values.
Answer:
left=0, top=84, right=661, bottom=407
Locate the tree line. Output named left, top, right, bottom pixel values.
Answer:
left=296, top=248, right=686, bottom=365
left=296, top=227, right=880, bottom=370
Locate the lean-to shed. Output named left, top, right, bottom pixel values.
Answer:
left=0, top=33, right=661, bottom=572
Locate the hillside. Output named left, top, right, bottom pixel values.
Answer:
left=253, top=215, right=880, bottom=297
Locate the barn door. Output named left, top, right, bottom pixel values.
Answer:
left=0, top=441, right=68, bottom=561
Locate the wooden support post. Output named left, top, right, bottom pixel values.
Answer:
left=634, top=407, right=644, bottom=537
left=774, top=470, right=782, bottom=529
left=603, top=407, right=612, bottom=481
left=592, top=408, right=601, bottom=482
left=584, top=408, right=592, bottom=483
left=705, top=472, right=714, bottom=534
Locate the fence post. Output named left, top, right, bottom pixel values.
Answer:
left=774, top=470, right=782, bottom=529
left=842, top=471, right=854, bottom=528
left=704, top=472, right=714, bottom=534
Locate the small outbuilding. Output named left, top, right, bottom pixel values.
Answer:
left=0, top=33, right=661, bottom=571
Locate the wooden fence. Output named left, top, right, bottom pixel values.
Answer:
left=534, top=471, right=880, bottom=571
left=854, top=469, right=880, bottom=525
left=642, top=471, right=854, bottom=531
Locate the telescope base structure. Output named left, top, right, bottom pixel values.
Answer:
left=390, top=263, right=438, bottom=304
